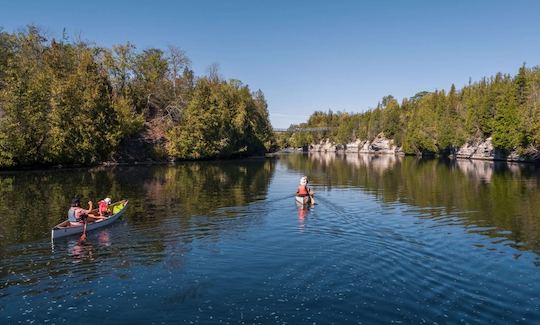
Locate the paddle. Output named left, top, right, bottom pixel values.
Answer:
left=306, top=182, right=316, bottom=206
left=79, top=200, right=93, bottom=241
left=80, top=220, right=87, bottom=241
left=309, top=192, right=316, bottom=206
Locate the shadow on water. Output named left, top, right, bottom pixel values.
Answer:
left=283, top=153, right=540, bottom=256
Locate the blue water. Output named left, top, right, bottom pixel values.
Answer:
left=1, top=155, right=540, bottom=323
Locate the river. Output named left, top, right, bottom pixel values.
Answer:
left=1, top=154, right=540, bottom=323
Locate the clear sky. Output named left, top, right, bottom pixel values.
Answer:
left=1, top=0, right=539, bottom=127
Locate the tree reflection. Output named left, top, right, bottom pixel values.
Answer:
left=0, top=160, right=275, bottom=246
left=283, top=153, right=540, bottom=255
left=0, top=159, right=277, bottom=292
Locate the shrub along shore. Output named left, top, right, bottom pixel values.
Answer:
left=277, top=65, right=540, bottom=161
left=0, top=26, right=275, bottom=169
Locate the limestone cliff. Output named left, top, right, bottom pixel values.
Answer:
left=308, top=133, right=402, bottom=155
left=455, top=137, right=540, bottom=162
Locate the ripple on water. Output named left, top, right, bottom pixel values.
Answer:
left=3, top=158, right=540, bottom=324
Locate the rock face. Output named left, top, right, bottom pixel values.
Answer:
left=455, top=137, right=495, bottom=160
left=303, top=134, right=540, bottom=163
left=362, top=133, right=401, bottom=154
left=309, top=139, right=344, bottom=152
left=309, top=133, right=402, bottom=155
left=455, top=137, right=540, bottom=162
left=344, top=139, right=367, bottom=153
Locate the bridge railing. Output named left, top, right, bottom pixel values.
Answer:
left=273, top=127, right=333, bottom=133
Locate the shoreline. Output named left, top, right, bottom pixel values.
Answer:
left=0, top=155, right=277, bottom=173
left=4, top=150, right=539, bottom=172
left=276, top=149, right=540, bottom=165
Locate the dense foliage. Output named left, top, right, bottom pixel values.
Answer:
left=280, top=65, right=540, bottom=155
left=0, top=27, right=274, bottom=167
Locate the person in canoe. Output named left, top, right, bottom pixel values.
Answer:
left=296, top=176, right=315, bottom=205
left=58, top=198, right=104, bottom=227
left=98, top=197, right=112, bottom=217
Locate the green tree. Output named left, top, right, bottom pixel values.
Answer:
left=0, top=27, right=51, bottom=166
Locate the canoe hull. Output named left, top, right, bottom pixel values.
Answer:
left=51, top=200, right=128, bottom=240
left=295, top=196, right=311, bottom=205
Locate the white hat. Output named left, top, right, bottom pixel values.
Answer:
left=104, top=197, right=112, bottom=204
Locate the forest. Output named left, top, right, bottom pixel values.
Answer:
left=278, top=65, right=540, bottom=156
left=0, top=26, right=275, bottom=168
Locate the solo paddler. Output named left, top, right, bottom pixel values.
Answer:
left=296, top=176, right=315, bottom=205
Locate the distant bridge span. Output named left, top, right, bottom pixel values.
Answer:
left=273, top=127, right=334, bottom=133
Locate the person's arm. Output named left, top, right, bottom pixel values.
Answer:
left=86, top=201, right=93, bottom=214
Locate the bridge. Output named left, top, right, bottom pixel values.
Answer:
left=273, top=127, right=334, bottom=133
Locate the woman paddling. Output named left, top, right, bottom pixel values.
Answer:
left=296, top=176, right=315, bottom=205
left=59, top=198, right=104, bottom=228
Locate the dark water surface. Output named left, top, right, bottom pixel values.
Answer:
left=1, top=154, right=540, bottom=324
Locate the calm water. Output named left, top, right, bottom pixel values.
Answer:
left=1, top=154, right=540, bottom=324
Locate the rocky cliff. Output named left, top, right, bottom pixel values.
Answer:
left=309, top=133, right=402, bottom=155
left=304, top=134, right=540, bottom=163
left=455, top=137, right=540, bottom=162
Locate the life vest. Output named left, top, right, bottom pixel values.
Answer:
left=297, top=185, right=309, bottom=197
left=98, top=200, right=109, bottom=213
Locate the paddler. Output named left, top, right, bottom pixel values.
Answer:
left=296, top=176, right=315, bottom=205
left=59, top=197, right=104, bottom=227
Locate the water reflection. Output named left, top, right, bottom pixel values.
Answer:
left=0, top=159, right=277, bottom=318
left=2, top=155, right=540, bottom=324
left=297, top=205, right=311, bottom=231
left=70, top=240, right=96, bottom=263
left=284, top=153, right=540, bottom=255
left=0, top=160, right=275, bottom=248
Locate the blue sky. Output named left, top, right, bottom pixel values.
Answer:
left=1, top=0, right=539, bottom=127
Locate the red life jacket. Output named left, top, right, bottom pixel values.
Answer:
left=98, top=200, right=109, bottom=213
left=297, top=185, right=309, bottom=196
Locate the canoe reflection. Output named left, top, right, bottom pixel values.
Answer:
left=69, top=240, right=95, bottom=262
left=297, top=205, right=311, bottom=230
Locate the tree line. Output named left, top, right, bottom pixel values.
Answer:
left=278, top=65, right=540, bottom=156
left=0, top=26, right=275, bottom=167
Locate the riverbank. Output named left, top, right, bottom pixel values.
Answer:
left=281, top=133, right=540, bottom=164
left=0, top=152, right=276, bottom=172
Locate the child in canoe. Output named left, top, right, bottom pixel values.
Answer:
left=98, top=197, right=112, bottom=217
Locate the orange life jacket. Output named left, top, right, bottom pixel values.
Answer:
left=297, top=185, right=309, bottom=196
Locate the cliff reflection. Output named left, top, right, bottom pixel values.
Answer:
left=283, top=153, right=540, bottom=254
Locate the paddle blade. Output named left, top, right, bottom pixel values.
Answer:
left=80, top=221, right=88, bottom=241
